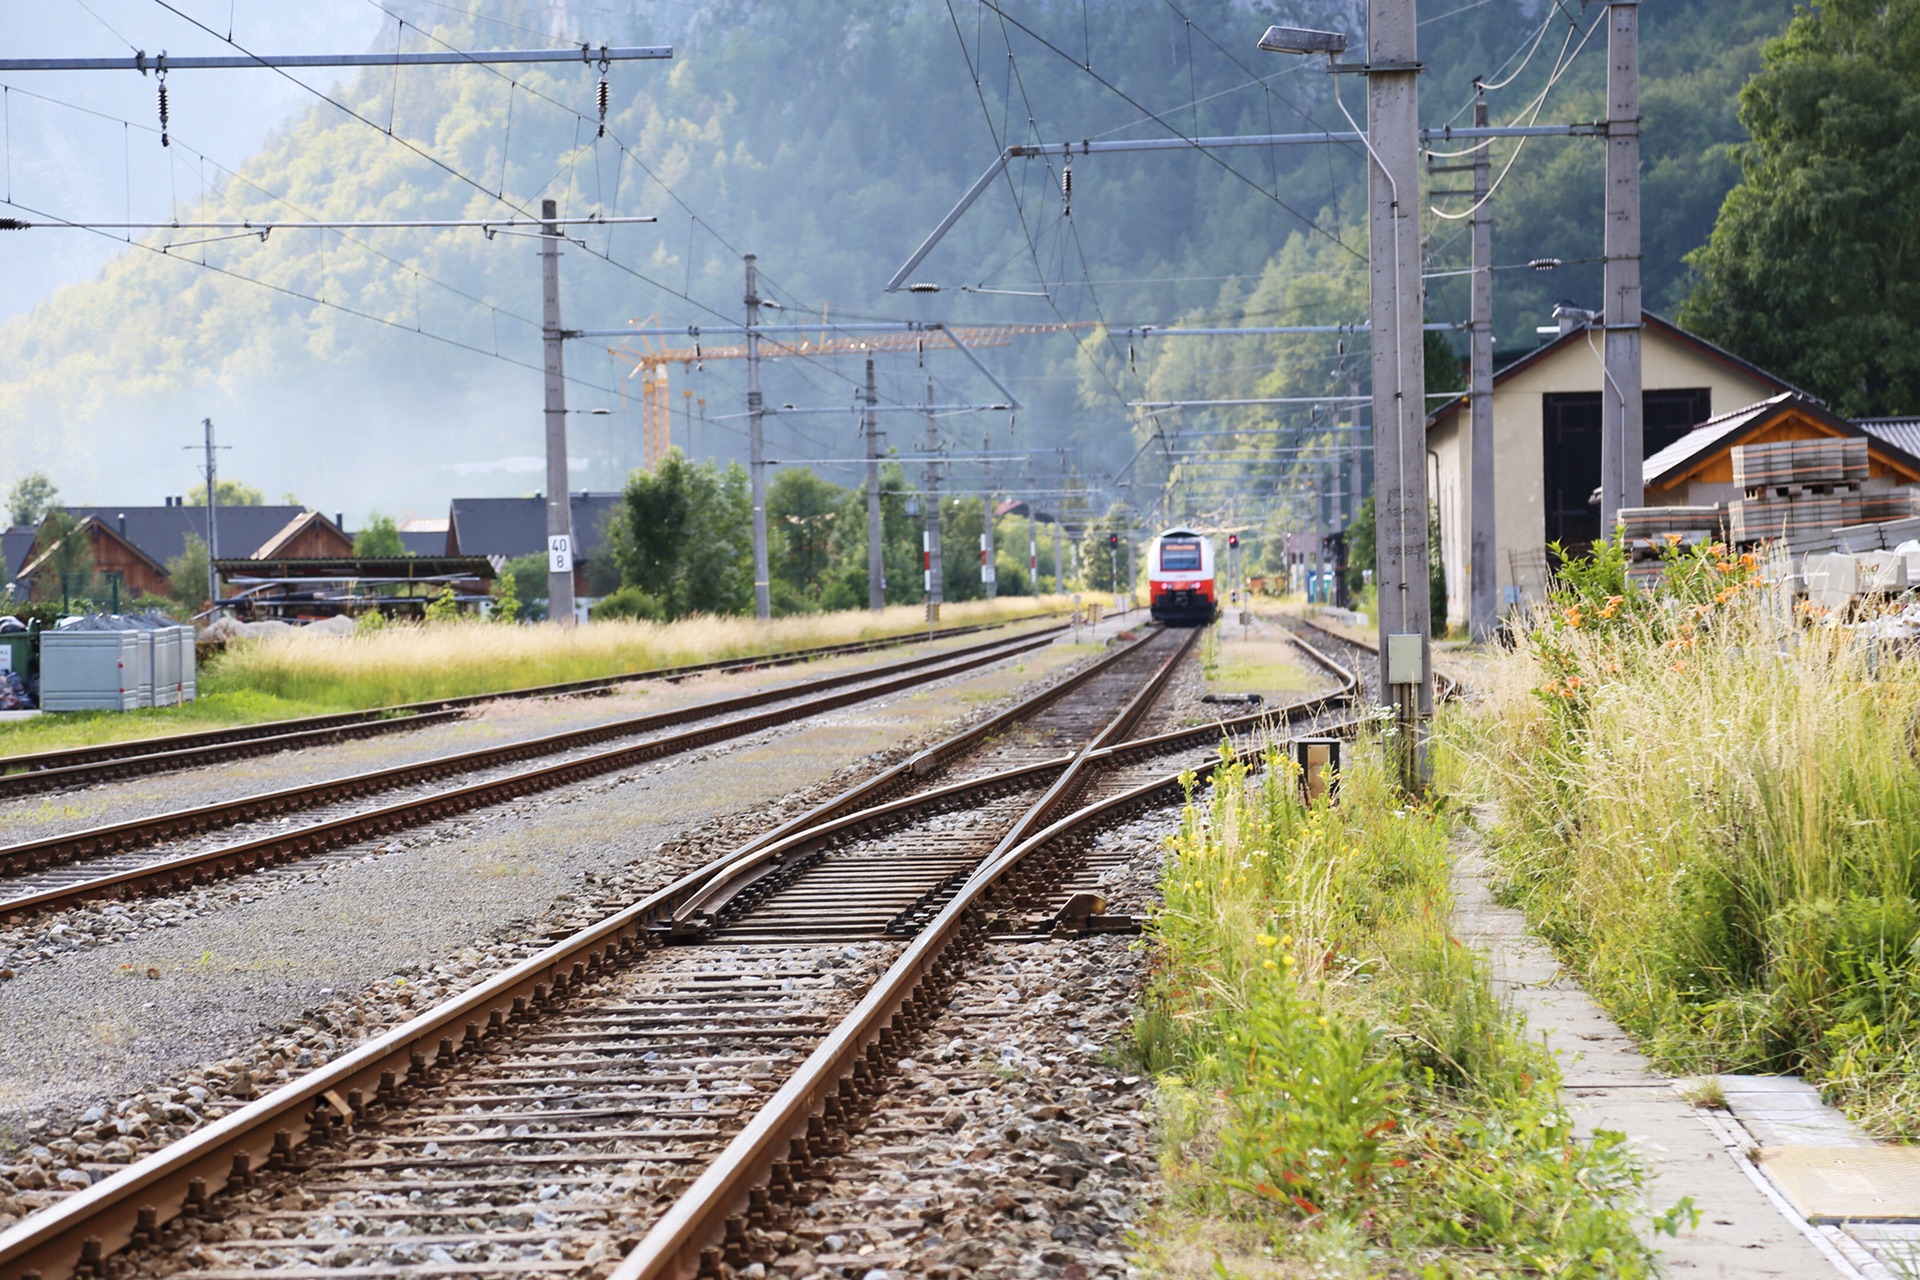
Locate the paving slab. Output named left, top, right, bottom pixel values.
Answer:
left=1451, top=825, right=1851, bottom=1278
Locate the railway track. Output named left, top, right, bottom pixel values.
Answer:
left=0, top=620, right=1355, bottom=1280
left=0, top=626, right=1070, bottom=926
left=0, top=618, right=1051, bottom=801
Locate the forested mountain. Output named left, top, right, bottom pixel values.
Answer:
left=0, top=0, right=1794, bottom=515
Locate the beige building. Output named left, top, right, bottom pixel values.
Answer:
left=1425, top=314, right=1792, bottom=627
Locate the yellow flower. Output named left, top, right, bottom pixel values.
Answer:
left=1282, top=935, right=1294, bottom=947
left=1282, top=955, right=1297, bottom=968
left=1262, top=959, right=1278, bottom=970
left=1255, top=933, right=1278, bottom=948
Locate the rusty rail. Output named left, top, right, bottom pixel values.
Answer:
left=0, top=623, right=1163, bottom=1280
left=0, top=629, right=1063, bottom=923
left=0, top=616, right=1057, bottom=797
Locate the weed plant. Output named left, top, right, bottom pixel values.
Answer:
left=1133, top=748, right=1651, bottom=1277
left=1454, top=538, right=1920, bottom=1137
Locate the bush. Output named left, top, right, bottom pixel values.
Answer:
left=589, top=585, right=665, bottom=622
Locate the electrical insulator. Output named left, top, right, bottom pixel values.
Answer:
left=596, top=75, right=610, bottom=138
left=157, top=77, right=171, bottom=148
left=1061, top=164, right=1072, bottom=217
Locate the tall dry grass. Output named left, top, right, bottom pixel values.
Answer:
left=209, top=598, right=1064, bottom=709
left=1451, top=572, right=1920, bottom=1135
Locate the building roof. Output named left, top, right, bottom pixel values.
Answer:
left=1856, top=417, right=1920, bottom=459
left=64, top=505, right=311, bottom=567
left=399, top=529, right=450, bottom=556
left=2, top=527, right=36, bottom=580
left=253, top=509, right=351, bottom=560
left=214, top=556, right=494, bottom=581
left=447, top=494, right=624, bottom=562
left=1427, top=313, right=1807, bottom=429
left=1642, top=392, right=1920, bottom=488
left=15, top=514, right=168, bottom=585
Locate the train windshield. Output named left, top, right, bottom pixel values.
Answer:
left=1159, top=540, right=1202, bottom=571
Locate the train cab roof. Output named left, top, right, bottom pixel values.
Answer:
left=1156, top=527, right=1203, bottom=540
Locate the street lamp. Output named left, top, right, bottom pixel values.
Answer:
left=1260, top=4, right=1433, bottom=792
left=1256, top=25, right=1347, bottom=55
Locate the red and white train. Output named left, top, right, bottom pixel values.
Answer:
left=1147, top=527, right=1219, bottom=625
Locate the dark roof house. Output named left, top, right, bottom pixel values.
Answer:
left=447, top=494, right=623, bottom=595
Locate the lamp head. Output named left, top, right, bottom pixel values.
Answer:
left=1257, top=25, right=1347, bottom=55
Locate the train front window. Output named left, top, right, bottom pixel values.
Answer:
left=1160, top=540, right=1202, bottom=571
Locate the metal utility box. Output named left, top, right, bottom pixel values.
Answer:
left=39, top=626, right=141, bottom=711
left=149, top=617, right=194, bottom=706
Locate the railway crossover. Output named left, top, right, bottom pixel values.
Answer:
left=0, top=621, right=1363, bottom=1280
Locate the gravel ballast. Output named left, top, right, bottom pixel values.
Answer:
left=0, top=627, right=1107, bottom=1181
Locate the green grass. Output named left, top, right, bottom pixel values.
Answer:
left=1131, top=745, right=1653, bottom=1278
left=1199, top=627, right=1317, bottom=698
left=1451, top=539, right=1920, bottom=1138
left=0, top=599, right=1062, bottom=760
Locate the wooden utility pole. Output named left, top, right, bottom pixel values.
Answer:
left=1599, top=0, right=1643, bottom=534
left=1468, top=88, right=1497, bottom=640
left=1365, top=0, right=1433, bottom=789
left=540, top=198, right=576, bottom=626
left=865, top=356, right=884, bottom=611
left=745, top=254, right=770, bottom=619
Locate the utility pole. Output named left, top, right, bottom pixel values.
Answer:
left=199, top=418, right=222, bottom=610
left=1366, top=0, right=1433, bottom=790
left=1054, top=451, right=1066, bottom=594
left=745, top=254, right=771, bottom=619
left=1599, top=0, right=1643, bottom=534
left=1468, top=86, right=1497, bottom=640
left=1124, top=504, right=1136, bottom=609
left=980, top=434, right=997, bottom=598
left=540, top=198, right=577, bottom=626
left=865, top=355, right=884, bottom=611
left=923, top=378, right=944, bottom=623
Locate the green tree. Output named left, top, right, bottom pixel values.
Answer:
left=612, top=451, right=753, bottom=618
left=616, top=451, right=696, bottom=604
left=35, top=508, right=93, bottom=605
left=768, top=468, right=847, bottom=613
left=353, top=512, right=405, bottom=557
left=1680, top=0, right=1920, bottom=415
left=499, top=551, right=548, bottom=622
left=6, top=472, right=57, bottom=527
left=187, top=478, right=267, bottom=506
left=166, top=531, right=211, bottom=615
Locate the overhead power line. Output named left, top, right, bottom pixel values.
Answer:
left=0, top=46, right=671, bottom=72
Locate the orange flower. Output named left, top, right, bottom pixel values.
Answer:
left=1664, top=532, right=1684, bottom=546
left=1562, top=606, right=1585, bottom=628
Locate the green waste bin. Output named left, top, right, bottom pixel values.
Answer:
left=0, top=624, right=37, bottom=684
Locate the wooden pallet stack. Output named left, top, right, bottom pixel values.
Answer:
left=1617, top=505, right=1725, bottom=587
left=1728, top=439, right=1870, bottom=544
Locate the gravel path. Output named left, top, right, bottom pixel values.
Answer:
left=0, top=630, right=1098, bottom=1167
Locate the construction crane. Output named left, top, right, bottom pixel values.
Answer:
left=608, top=321, right=1098, bottom=469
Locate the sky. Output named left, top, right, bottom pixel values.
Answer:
left=0, top=0, right=389, bottom=322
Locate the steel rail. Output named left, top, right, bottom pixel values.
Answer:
left=0, top=616, right=1051, bottom=792
left=0, top=630, right=1065, bottom=923
left=615, top=745, right=1241, bottom=1278
left=0, top=627, right=1059, bottom=874
left=0, top=626, right=1180, bottom=1280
